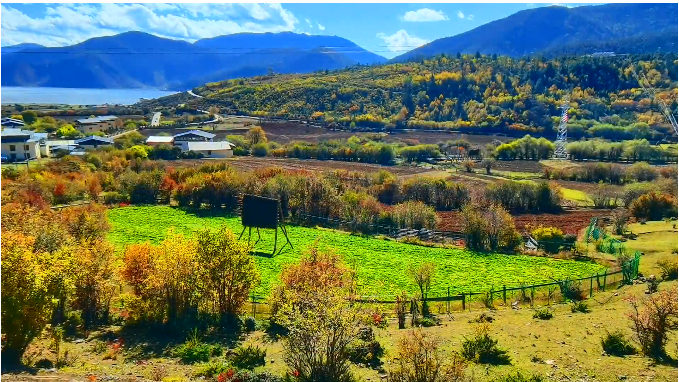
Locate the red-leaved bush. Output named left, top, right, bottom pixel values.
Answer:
left=627, top=288, right=678, bottom=359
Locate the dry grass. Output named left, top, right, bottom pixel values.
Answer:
left=8, top=214, right=677, bottom=382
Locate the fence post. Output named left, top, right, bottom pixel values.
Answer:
left=590, top=276, right=594, bottom=298
left=251, top=292, right=256, bottom=318
left=503, top=286, right=507, bottom=305
left=461, top=293, right=466, bottom=311
left=447, top=287, right=450, bottom=314
left=520, top=285, right=525, bottom=305
left=603, top=270, right=607, bottom=292
left=530, top=286, right=535, bottom=308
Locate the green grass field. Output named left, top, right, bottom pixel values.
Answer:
left=612, top=221, right=678, bottom=275
left=107, top=206, right=605, bottom=298
left=559, top=187, right=593, bottom=206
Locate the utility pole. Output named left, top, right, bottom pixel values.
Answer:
left=632, top=69, right=678, bottom=135
left=553, top=95, right=570, bottom=160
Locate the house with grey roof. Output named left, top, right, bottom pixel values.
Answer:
left=75, top=115, right=122, bottom=134
left=75, top=136, right=114, bottom=149
left=173, top=130, right=216, bottom=146
left=1, top=117, right=26, bottom=128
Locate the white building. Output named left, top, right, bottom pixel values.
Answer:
left=1, top=129, right=49, bottom=161
left=146, top=136, right=175, bottom=146
left=180, top=141, right=234, bottom=158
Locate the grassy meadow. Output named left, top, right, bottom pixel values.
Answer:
left=107, top=206, right=606, bottom=298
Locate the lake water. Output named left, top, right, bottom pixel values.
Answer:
left=0, top=87, right=178, bottom=105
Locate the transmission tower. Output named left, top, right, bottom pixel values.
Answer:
left=632, top=69, right=678, bottom=135
left=553, top=96, right=570, bottom=160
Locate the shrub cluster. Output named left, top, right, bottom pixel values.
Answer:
left=629, top=191, right=677, bottom=221
left=484, top=181, right=562, bottom=213
left=601, top=330, right=637, bottom=356
left=461, top=204, right=522, bottom=252
left=566, top=139, right=677, bottom=163
left=461, top=324, right=511, bottom=365
left=545, top=162, right=677, bottom=184
left=531, top=226, right=567, bottom=254
left=121, top=225, right=259, bottom=326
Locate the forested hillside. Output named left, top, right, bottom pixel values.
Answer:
left=146, top=53, right=678, bottom=140
left=391, top=3, right=678, bottom=61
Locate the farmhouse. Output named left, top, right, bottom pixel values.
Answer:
left=1, top=117, right=26, bottom=128
left=1, top=128, right=49, bottom=161
left=75, top=136, right=114, bottom=149
left=146, top=136, right=175, bottom=146
left=75, top=115, right=122, bottom=134
left=180, top=141, right=234, bottom=158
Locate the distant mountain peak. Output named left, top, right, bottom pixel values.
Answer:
left=392, top=3, right=678, bottom=62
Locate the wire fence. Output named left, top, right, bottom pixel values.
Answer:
left=243, top=252, right=641, bottom=319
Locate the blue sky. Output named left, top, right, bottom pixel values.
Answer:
left=1, top=3, right=596, bottom=58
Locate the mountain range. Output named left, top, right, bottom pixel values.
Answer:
left=1, top=3, right=677, bottom=90
left=392, top=3, right=678, bottom=61
left=1, top=32, right=385, bottom=90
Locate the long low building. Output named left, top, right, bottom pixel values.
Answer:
left=180, top=141, right=234, bottom=158
left=146, top=130, right=232, bottom=158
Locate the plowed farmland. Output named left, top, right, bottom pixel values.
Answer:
left=437, top=209, right=612, bottom=235
left=165, top=156, right=434, bottom=176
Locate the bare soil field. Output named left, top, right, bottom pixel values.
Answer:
left=492, top=159, right=544, bottom=173
left=139, top=122, right=513, bottom=146
left=165, top=157, right=434, bottom=176
left=438, top=209, right=612, bottom=235
left=258, top=123, right=514, bottom=145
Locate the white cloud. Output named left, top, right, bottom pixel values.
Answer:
left=317, top=23, right=325, bottom=31
left=376, top=30, right=429, bottom=52
left=144, top=3, right=179, bottom=12
left=457, top=11, right=465, bottom=19
left=305, top=18, right=312, bottom=27
left=468, top=15, right=474, bottom=20
left=527, top=3, right=536, bottom=8
left=1, top=3, right=299, bottom=47
left=241, top=3, right=271, bottom=20
left=402, top=8, right=448, bottom=22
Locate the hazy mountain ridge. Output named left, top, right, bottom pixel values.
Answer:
left=1, top=31, right=385, bottom=90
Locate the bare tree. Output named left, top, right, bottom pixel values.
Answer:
left=409, top=263, right=435, bottom=316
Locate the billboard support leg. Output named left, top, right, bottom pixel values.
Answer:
left=273, top=226, right=278, bottom=255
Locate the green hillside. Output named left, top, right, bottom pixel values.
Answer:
left=108, top=206, right=605, bottom=298
left=143, top=53, right=678, bottom=140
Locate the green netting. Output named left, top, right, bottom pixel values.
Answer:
left=585, top=217, right=627, bottom=255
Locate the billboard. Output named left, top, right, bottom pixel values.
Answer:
left=241, top=194, right=279, bottom=229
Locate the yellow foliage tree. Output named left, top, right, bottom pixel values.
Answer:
left=1, top=232, right=70, bottom=364
left=195, top=225, right=259, bottom=320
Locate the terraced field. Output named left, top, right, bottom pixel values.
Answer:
left=107, top=206, right=606, bottom=298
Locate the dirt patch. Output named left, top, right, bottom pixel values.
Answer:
left=438, top=209, right=613, bottom=235
left=491, top=160, right=544, bottom=173
left=165, top=157, right=434, bottom=176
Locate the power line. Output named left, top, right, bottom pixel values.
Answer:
left=6, top=49, right=422, bottom=55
